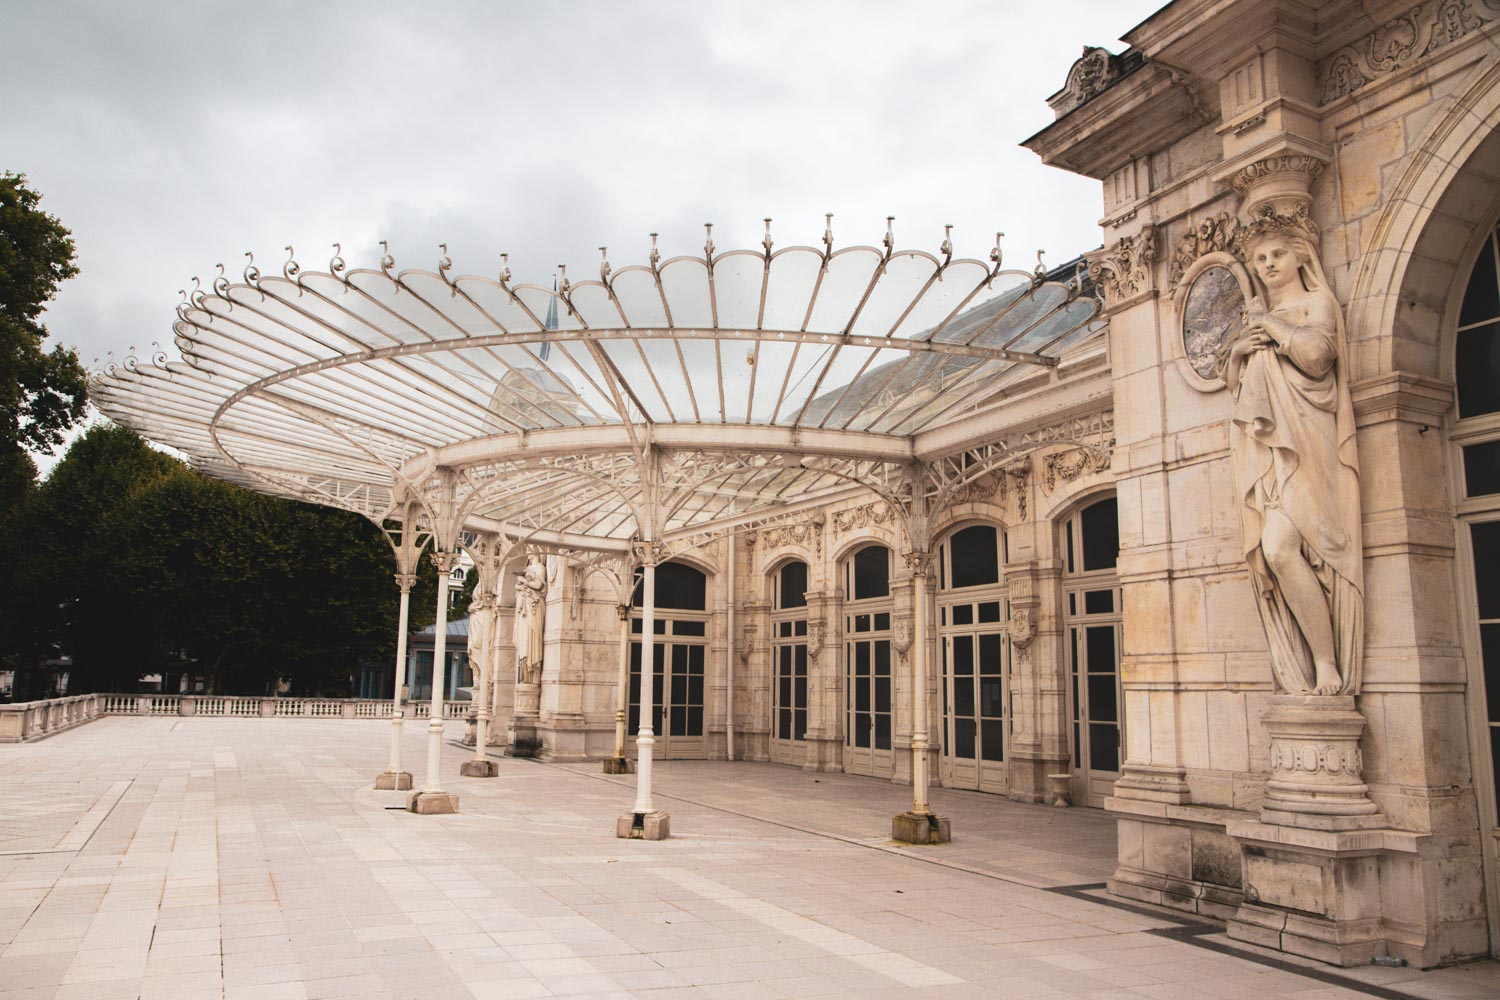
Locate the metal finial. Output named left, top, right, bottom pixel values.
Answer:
left=329, top=242, right=346, bottom=276
left=1035, top=249, right=1047, bottom=276
left=823, top=213, right=834, bottom=252
left=557, top=263, right=570, bottom=294
left=243, top=251, right=260, bottom=284
left=649, top=232, right=661, bottom=268
left=599, top=246, right=611, bottom=282
left=438, top=243, right=452, bottom=274
left=704, top=223, right=715, bottom=259
left=499, top=252, right=511, bottom=284
left=883, top=216, right=895, bottom=251
left=283, top=245, right=300, bottom=280
left=762, top=218, right=774, bottom=256
left=990, top=232, right=1005, bottom=267
left=940, top=225, right=954, bottom=263
left=379, top=240, right=394, bottom=276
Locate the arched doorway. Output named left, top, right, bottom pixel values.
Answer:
left=629, top=561, right=708, bottom=759
left=1061, top=496, right=1121, bottom=808
left=843, top=544, right=894, bottom=778
left=936, top=523, right=1010, bottom=793
left=769, top=560, right=810, bottom=767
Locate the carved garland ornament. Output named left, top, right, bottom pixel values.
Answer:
left=1320, top=0, right=1499, bottom=104
left=755, top=517, right=824, bottom=556
left=1085, top=226, right=1158, bottom=305
left=1042, top=445, right=1112, bottom=494
left=1168, top=213, right=1234, bottom=292
left=832, top=501, right=897, bottom=537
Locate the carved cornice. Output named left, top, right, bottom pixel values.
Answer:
left=1320, top=0, right=1500, bottom=105
left=1084, top=226, right=1158, bottom=306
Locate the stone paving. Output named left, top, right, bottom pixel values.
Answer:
left=2, top=717, right=1499, bottom=999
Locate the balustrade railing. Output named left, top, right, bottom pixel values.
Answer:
left=0, top=694, right=103, bottom=743
left=1, top=693, right=474, bottom=741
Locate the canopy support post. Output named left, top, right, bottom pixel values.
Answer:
left=410, top=549, right=460, bottom=814
left=375, top=572, right=417, bottom=791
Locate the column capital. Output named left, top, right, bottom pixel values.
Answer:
left=431, top=550, right=458, bottom=574
left=901, top=549, right=933, bottom=577
left=394, top=572, right=417, bottom=593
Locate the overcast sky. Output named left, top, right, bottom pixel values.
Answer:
left=6, top=0, right=1163, bottom=468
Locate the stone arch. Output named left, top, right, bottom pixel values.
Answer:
left=1346, top=58, right=1500, bottom=380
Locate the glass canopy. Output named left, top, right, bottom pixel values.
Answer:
left=92, top=230, right=1103, bottom=549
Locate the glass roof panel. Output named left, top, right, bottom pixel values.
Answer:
left=761, top=248, right=824, bottom=331
left=567, top=282, right=625, bottom=329
left=450, top=276, right=546, bottom=334
left=711, top=252, right=766, bottom=331
left=805, top=248, right=882, bottom=333
left=605, top=267, right=668, bottom=327
left=659, top=258, right=714, bottom=329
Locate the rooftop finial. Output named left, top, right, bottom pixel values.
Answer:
left=499, top=252, right=511, bottom=284
left=283, top=245, right=300, bottom=281
left=704, top=223, right=715, bottom=259
left=243, top=251, right=260, bottom=285
left=599, top=246, right=611, bottom=282
left=379, top=240, right=394, bottom=276
left=438, top=243, right=452, bottom=274
left=762, top=218, right=774, bottom=256
left=1035, top=249, right=1047, bottom=278
left=940, top=225, right=953, bottom=263
left=883, top=216, right=895, bottom=253
left=557, top=263, right=570, bottom=295
left=990, top=232, right=1005, bottom=267
left=823, top=213, right=835, bottom=252
left=329, top=243, right=346, bottom=277
left=649, top=232, right=660, bottom=268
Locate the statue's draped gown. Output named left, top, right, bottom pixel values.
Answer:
left=1227, top=281, right=1364, bottom=694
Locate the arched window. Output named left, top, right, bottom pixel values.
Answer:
left=936, top=524, right=1009, bottom=793
left=770, top=561, right=809, bottom=764
left=843, top=544, right=893, bottom=777
left=1061, top=497, right=1122, bottom=808
left=629, top=561, right=708, bottom=758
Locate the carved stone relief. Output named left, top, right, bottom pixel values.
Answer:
left=1168, top=213, right=1233, bottom=292
left=1084, top=226, right=1158, bottom=305
left=1319, top=0, right=1499, bottom=104
left=832, top=501, right=897, bottom=536
left=756, top=516, right=824, bottom=556
left=1049, top=46, right=1122, bottom=116
left=1042, top=445, right=1112, bottom=494
left=1181, top=264, right=1248, bottom=381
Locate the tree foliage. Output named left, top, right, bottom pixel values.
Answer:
left=1, top=424, right=429, bottom=697
left=0, top=173, right=87, bottom=509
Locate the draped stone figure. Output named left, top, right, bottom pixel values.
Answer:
left=513, top=559, right=547, bottom=686
left=467, top=592, right=495, bottom=696
left=1217, top=209, right=1363, bottom=696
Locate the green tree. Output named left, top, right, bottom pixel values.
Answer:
left=0, top=173, right=87, bottom=510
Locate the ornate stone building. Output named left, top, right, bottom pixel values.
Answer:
left=87, top=0, right=1500, bottom=972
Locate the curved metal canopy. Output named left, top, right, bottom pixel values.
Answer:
left=92, top=224, right=1103, bottom=550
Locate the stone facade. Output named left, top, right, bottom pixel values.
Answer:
left=477, top=0, right=1500, bottom=969
left=1024, top=0, right=1500, bottom=969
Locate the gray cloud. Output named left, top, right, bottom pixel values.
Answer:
left=5, top=0, right=1161, bottom=466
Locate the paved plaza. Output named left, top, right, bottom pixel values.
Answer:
left=1, top=718, right=1498, bottom=1000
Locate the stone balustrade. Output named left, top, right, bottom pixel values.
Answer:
left=1, top=693, right=469, bottom=742
left=0, top=693, right=103, bottom=743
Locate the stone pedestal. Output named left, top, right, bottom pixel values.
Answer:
left=616, top=810, right=670, bottom=840
left=1259, top=695, right=1379, bottom=830
left=1227, top=821, right=1420, bottom=966
left=459, top=759, right=498, bottom=777
left=509, top=682, right=540, bottom=745
left=602, top=756, right=631, bottom=774
left=407, top=790, right=459, bottom=814
left=462, top=708, right=477, bottom=747
left=374, top=770, right=413, bottom=790
left=1047, top=774, right=1071, bottom=807
left=891, top=811, right=951, bottom=845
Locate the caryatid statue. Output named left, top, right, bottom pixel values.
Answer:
left=513, top=558, right=547, bottom=686
left=466, top=591, right=495, bottom=694
left=1218, top=206, right=1363, bottom=696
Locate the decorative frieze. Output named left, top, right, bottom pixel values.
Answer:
left=1228, top=155, right=1326, bottom=199
left=1084, top=226, right=1157, bottom=305
left=1319, top=0, right=1499, bottom=104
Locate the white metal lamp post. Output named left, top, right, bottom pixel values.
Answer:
left=618, top=552, right=668, bottom=838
